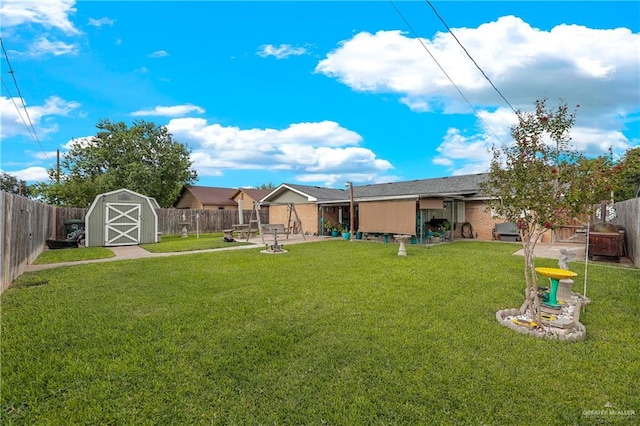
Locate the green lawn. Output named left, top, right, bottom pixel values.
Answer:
left=2, top=241, right=638, bottom=424
left=33, top=233, right=252, bottom=265
left=140, top=233, right=253, bottom=253
left=33, top=246, right=115, bottom=264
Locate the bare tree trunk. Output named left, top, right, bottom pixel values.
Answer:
left=522, top=226, right=545, bottom=326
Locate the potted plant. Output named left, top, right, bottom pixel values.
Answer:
left=442, top=222, right=452, bottom=241
left=325, top=221, right=338, bottom=237
left=332, top=223, right=342, bottom=237
left=341, top=223, right=350, bottom=240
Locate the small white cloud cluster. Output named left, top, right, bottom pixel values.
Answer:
left=257, top=44, right=307, bottom=59
left=0, top=95, right=80, bottom=138
left=131, top=104, right=205, bottom=117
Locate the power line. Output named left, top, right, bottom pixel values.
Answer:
left=424, top=0, right=519, bottom=117
left=1, top=77, right=39, bottom=142
left=388, top=1, right=504, bottom=144
left=0, top=37, right=50, bottom=161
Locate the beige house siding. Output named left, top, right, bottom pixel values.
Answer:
left=205, top=205, right=235, bottom=210
left=269, top=203, right=318, bottom=234
left=174, top=191, right=203, bottom=209
left=268, top=205, right=288, bottom=227
left=269, top=191, right=310, bottom=204
left=295, top=204, right=320, bottom=234
left=232, top=192, right=257, bottom=210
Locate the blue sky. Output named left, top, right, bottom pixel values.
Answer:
left=1, top=1, right=639, bottom=189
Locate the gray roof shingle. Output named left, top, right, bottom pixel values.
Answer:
left=353, top=173, right=489, bottom=199
left=275, top=173, right=489, bottom=203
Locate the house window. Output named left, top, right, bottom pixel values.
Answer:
left=457, top=202, right=465, bottom=222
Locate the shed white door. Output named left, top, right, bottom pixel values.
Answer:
left=105, top=202, right=141, bottom=246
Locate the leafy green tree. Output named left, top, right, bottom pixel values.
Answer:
left=35, top=119, right=197, bottom=207
left=481, top=99, right=612, bottom=325
left=0, top=172, right=33, bottom=198
left=614, top=147, right=640, bottom=201
left=255, top=182, right=276, bottom=191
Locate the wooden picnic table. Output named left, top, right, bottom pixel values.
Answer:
left=231, top=224, right=258, bottom=238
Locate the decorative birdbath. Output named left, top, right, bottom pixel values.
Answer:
left=179, top=222, right=190, bottom=238
left=179, top=212, right=190, bottom=238
left=393, top=234, right=412, bottom=256
left=535, top=267, right=578, bottom=308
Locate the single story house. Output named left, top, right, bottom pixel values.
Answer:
left=262, top=173, right=507, bottom=242
left=173, top=185, right=271, bottom=227
left=174, top=186, right=238, bottom=210
left=229, top=188, right=271, bottom=224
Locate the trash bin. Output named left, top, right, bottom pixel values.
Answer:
left=64, top=219, right=85, bottom=240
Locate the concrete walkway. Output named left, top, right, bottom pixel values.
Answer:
left=513, top=242, right=586, bottom=261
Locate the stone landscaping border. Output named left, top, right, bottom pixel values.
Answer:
left=496, top=292, right=591, bottom=341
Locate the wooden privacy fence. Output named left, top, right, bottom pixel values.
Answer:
left=614, top=198, right=639, bottom=267
left=1, top=201, right=269, bottom=293
left=1, top=191, right=55, bottom=293
left=155, top=208, right=268, bottom=236
left=52, top=208, right=269, bottom=238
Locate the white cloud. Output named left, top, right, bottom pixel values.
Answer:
left=10, top=166, right=49, bottom=182
left=432, top=106, right=636, bottom=175
left=0, top=95, right=81, bottom=138
left=88, top=17, right=114, bottom=27
left=148, top=50, right=169, bottom=58
left=432, top=127, right=493, bottom=174
left=0, top=0, right=79, bottom=34
left=316, top=16, right=640, bottom=163
left=61, top=136, right=94, bottom=151
left=31, top=150, right=57, bottom=160
left=131, top=104, right=205, bottom=117
left=28, top=36, right=78, bottom=56
left=317, top=17, right=639, bottom=111
left=166, top=119, right=392, bottom=182
left=257, top=44, right=307, bottom=59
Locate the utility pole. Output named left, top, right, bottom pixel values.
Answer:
left=347, top=181, right=355, bottom=241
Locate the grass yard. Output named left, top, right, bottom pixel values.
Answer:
left=33, top=246, right=115, bottom=265
left=2, top=241, right=638, bottom=424
left=141, top=233, right=253, bottom=253
left=33, top=233, right=252, bottom=265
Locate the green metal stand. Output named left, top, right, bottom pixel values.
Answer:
left=543, top=278, right=561, bottom=308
